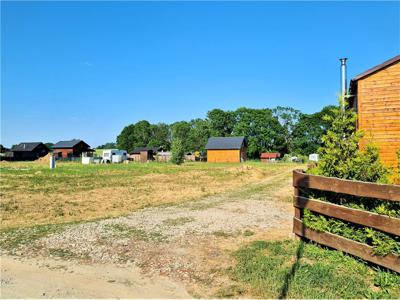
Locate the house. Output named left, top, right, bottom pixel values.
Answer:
left=205, top=137, right=247, bottom=163
left=52, top=139, right=92, bottom=158
left=130, top=147, right=159, bottom=162
left=348, top=55, right=400, bottom=170
left=8, top=142, right=49, bottom=161
left=260, top=152, right=280, bottom=162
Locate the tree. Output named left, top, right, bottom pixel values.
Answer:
left=96, top=142, right=116, bottom=149
left=116, top=120, right=152, bottom=152
left=171, top=138, right=185, bottom=165
left=292, top=105, right=336, bottom=155
left=311, top=101, right=389, bottom=183
left=232, top=107, right=285, bottom=158
left=170, top=121, right=192, bottom=151
left=207, top=109, right=235, bottom=137
left=148, top=123, right=171, bottom=150
left=272, top=106, right=301, bottom=153
left=187, top=118, right=211, bottom=153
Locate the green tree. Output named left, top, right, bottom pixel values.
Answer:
left=272, top=106, right=301, bottom=153
left=311, top=101, right=389, bottom=183
left=232, top=107, right=285, bottom=158
left=187, top=118, right=211, bottom=153
left=171, top=138, right=185, bottom=165
left=96, top=142, right=116, bottom=149
left=116, top=120, right=152, bottom=152
left=207, top=109, right=235, bottom=137
left=292, top=105, right=336, bottom=155
left=148, top=123, right=171, bottom=150
left=171, top=121, right=191, bottom=151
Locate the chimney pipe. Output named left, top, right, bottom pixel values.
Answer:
left=339, top=58, right=348, bottom=110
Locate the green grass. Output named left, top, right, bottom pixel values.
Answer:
left=104, top=224, right=166, bottom=242
left=219, top=240, right=400, bottom=299
left=162, top=216, right=195, bottom=226
left=0, top=223, right=71, bottom=251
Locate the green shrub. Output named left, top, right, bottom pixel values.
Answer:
left=171, top=138, right=185, bottom=165
left=304, top=100, right=398, bottom=258
left=310, top=102, right=389, bottom=183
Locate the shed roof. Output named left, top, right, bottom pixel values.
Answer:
left=205, top=137, right=246, bottom=150
left=260, top=153, right=280, bottom=159
left=11, top=142, right=45, bottom=152
left=352, top=55, right=400, bottom=82
left=53, top=139, right=89, bottom=149
left=130, top=147, right=159, bottom=154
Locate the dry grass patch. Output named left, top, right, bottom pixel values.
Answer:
left=1, top=162, right=297, bottom=229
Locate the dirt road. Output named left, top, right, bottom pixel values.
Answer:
left=1, top=168, right=294, bottom=298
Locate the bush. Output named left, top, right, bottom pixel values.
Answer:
left=305, top=100, right=398, bottom=257
left=171, top=138, right=185, bottom=165
left=310, top=102, right=389, bottom=183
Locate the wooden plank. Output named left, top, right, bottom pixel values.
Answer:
left=293, top=170, right=400, bottom=201
left=294, top=196, right=400, bottom=236
left=293, top=218, right=400, bottom=273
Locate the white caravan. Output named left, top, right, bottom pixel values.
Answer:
left=101, top=149, right=128, bottom=163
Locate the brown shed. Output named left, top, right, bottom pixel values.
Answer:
left=205, top=137, right=247, bottom=163
left=349, top=55, right=400, bottom=170
left=130, top=147, right=158, bottom=163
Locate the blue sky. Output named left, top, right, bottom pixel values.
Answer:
left=1, top=1, right=399, bottom=147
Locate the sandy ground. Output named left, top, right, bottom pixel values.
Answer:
left=1, top=256, right=190, bottom=298
left=1, top=168, right=295, bottom=298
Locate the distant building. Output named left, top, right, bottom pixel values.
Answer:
left=130, top=147, right=159, bottom=162
left=260, top=152, right=280, bottom=162
left=8, top=142, right=49, bottom=161
left=205, top=137, right=247, bottom=163
left=349, top=55, right=400, bottom=170
left=52, top=139, right=92, bottom=158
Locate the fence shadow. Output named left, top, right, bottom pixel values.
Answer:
left=278, top=239, right=305, bottom=299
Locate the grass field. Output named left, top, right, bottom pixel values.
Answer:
left=0, top=161, right=295, bottom=229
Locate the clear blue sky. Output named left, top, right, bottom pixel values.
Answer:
left=1, top=1, right=399, bottom=147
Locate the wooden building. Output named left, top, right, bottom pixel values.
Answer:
left=130, top=147, right=159, bottom=162
left=205, top=137, right=247, bottom=163
left=9, top=142, right=49, bottom=161
left=260, top=152, right=280, bottom=162
left=52, top=139, right=92, bottom=158
left=349, top=55, right=400, bottom=170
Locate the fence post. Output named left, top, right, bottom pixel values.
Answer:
left=293, top=170, right=302, bottom=239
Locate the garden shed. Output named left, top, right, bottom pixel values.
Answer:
left=205, top=137, right=247, bottom=163
left=260, top=152, right=280, bottom=162
left=349, top=55, right=400, bottom=170
left=130, top=147, right=159, bottom=162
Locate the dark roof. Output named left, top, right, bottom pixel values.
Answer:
left=352, top=55, right=400, bottom=82
left=130, top=147, right=159, bottom=154
left=205, top=137, right=246, bottom=150
left=11, top=142, right=45, bottom=152
left=53, top=139, right=89, bottom=149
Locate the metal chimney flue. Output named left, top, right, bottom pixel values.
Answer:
left=339, top=58, right=348, bottom=109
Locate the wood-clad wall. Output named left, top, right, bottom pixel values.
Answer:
left=357, top=62, right=400, bottom=171
left=207, top=149, right=241, bottom=163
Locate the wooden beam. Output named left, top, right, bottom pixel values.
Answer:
left=293, top=170, right=400, bottom=201
left=293, top=218, right=400, bottom=273
left=294, top=196, right=400, bottom=236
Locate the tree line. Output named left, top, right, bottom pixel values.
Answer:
left=113, top=105, right=336, bottom=159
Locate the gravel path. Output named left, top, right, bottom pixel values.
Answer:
left=2, top=169, right=294, bottom=297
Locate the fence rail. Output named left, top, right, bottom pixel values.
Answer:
left=292, top=169, right=400, bottom=273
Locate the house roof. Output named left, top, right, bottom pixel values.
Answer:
left=260, top=153, right=280, bottom=159
left=53, top=139, right=89, bottom=149
left=205, top=137, right=246, bottom=150
left=130, top=147, right=159, bottom=154
left=11, top=142, right=45, bottom=152
left=352, top=55, right=400, bottom=82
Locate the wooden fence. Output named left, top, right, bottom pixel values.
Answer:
left=292, top=169, right=400, bottom=273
